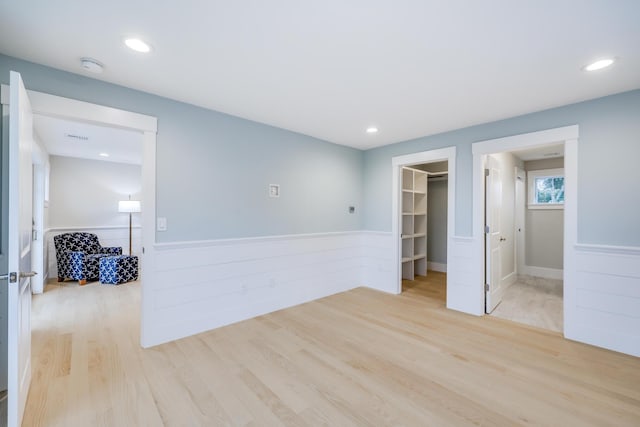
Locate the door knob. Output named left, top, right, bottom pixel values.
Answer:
left=499, top=237, right=506, bottom=242
left=19, top=271, right=38, bottom=278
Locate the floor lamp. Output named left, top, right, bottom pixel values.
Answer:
left=118, top=197, right=141, bottom=255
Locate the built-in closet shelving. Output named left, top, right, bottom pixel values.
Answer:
left=401, top=166, right=448, bottom=280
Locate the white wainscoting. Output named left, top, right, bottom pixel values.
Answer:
left=447, top=236, right=483, bottom=315
left=144, top=232, right=367, bottom=347
left=142, top=230, right=488, bottom=347
left=360, top=231, right=395, bottom=293
left=565, top=244, right=640, bottom=357
left=45, top=226, right=142, bottom=280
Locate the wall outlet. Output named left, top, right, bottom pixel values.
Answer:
left=157, top=217, right=167, bottom=231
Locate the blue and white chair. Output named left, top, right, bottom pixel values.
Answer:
left=54, top=232, right=122, bottom=285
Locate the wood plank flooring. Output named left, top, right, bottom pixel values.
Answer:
left=25, top=273, right=640, bottom=426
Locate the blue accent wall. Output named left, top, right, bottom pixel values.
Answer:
left=0, top=54, right=363, bottom=241
left=363, top=89, right=640, bottom=246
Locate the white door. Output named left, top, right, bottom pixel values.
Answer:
left=485, top=155, right=503, bottom=313
left=3, top=71, right=35, bottom=427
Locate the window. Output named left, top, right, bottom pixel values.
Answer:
left=528, top=168, right=564, bottom=209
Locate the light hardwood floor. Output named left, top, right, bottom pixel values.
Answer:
left=26, top=273, right=640, bottom=426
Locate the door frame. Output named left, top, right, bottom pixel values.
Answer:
left=1, top=85, right=158, bottom=347
left=391, top=146, right=456, bottom=299
left=472, top=125, right=578, bottom=334
left=514, top=166, right=526, bottom=275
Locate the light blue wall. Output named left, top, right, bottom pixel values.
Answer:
left=0, top=55, right=363, bottom=241
left=3, top=54, right=639, bottom=246
left=363, top=89, right=640, bottom=246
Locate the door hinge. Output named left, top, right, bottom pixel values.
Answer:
left=485, top=225, right=490, bottom=234
left=485, top=283, right=489, bottom=291
left=142, top=246, right=145, bottom=254
left=484, top=168, right=490, bottom=177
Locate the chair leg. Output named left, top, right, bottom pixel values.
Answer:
left=58, top=276, right=64, bottom=282
left=79, top=279, right=87, bottom=286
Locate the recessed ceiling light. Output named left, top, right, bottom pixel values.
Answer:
left=80, top=57, right=104, bottom=74
left=366, top=127, right=379, bottom=134
left=99, top=152, right=110, bottom=158
left=584, top=58, right=615, bottom=72
left=124, top=38, right=151, bottom=53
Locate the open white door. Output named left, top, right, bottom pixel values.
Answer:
left=485, top=155, right=503, bottom=313
left=3, top=71, right=35, bottom=427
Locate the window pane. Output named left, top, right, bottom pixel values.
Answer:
left=535, top=176, right=564, bottom=203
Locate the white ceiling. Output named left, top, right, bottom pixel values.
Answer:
left=2, top=1, right=639, bottom=150
left=511, top=143, right=564, bottom=162
left=33, top=115, right=142, bottom=165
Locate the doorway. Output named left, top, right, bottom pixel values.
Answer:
left=472, top=125, right=578, bottom=336
left=1, top=78, right=158, bottom=426
left=32, top=113, right=145, bottom=288
left=483, top=147, right=565, bottom=332
left=391, top=146, right=456, bottom=308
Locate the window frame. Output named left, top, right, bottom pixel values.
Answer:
left=527, top=168, right=564, bottom=210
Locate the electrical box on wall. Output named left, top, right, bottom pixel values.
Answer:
left=269, top=184, right=280, bottom=198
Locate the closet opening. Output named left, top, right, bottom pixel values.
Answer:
left=400, top=161, right=449, bottom=300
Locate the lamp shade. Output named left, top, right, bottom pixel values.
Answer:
left=118, top=200, right=141, bottom=213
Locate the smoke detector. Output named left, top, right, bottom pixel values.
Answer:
left=80, top=58, right=104, bottom=74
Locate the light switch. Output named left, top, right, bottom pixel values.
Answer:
left=157, top=217, right=167, bottom=231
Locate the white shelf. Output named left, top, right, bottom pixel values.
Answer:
left=400, top=166, right=429, bottom=280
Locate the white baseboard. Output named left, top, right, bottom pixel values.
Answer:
left=520, top=265, right=563, bottom=280
left=427, top=261, right=447, bottom=272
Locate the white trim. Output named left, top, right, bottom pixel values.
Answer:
left=575, top=243, right=640, bottom=256
left=520, top=266, right=564, bottom=280
left=427, top=262, right=447, bottom=272
left=515, top=166, right=526, bottom=276
left=15, top=85, right=158, bottom=348
left=472, top=125, right=579, bottom=155
left=45, top=225, right=142, bottom=233
left=527, top=204, right=564, bottom=210
left=472, top=127, right=578, bottom=328
left=391, top=146, right=456, bottom=300
left=154, top=230, right=364, bottom=251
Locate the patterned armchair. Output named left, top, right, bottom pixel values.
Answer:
left=54, top=232, right=122, bottom=285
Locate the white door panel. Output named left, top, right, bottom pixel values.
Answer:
left=5, top=70, right=34, bottom=427
left=485, top=155, right=503, bottom=313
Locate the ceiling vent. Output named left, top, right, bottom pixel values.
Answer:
left=64, top=133, right=89, bottom=141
